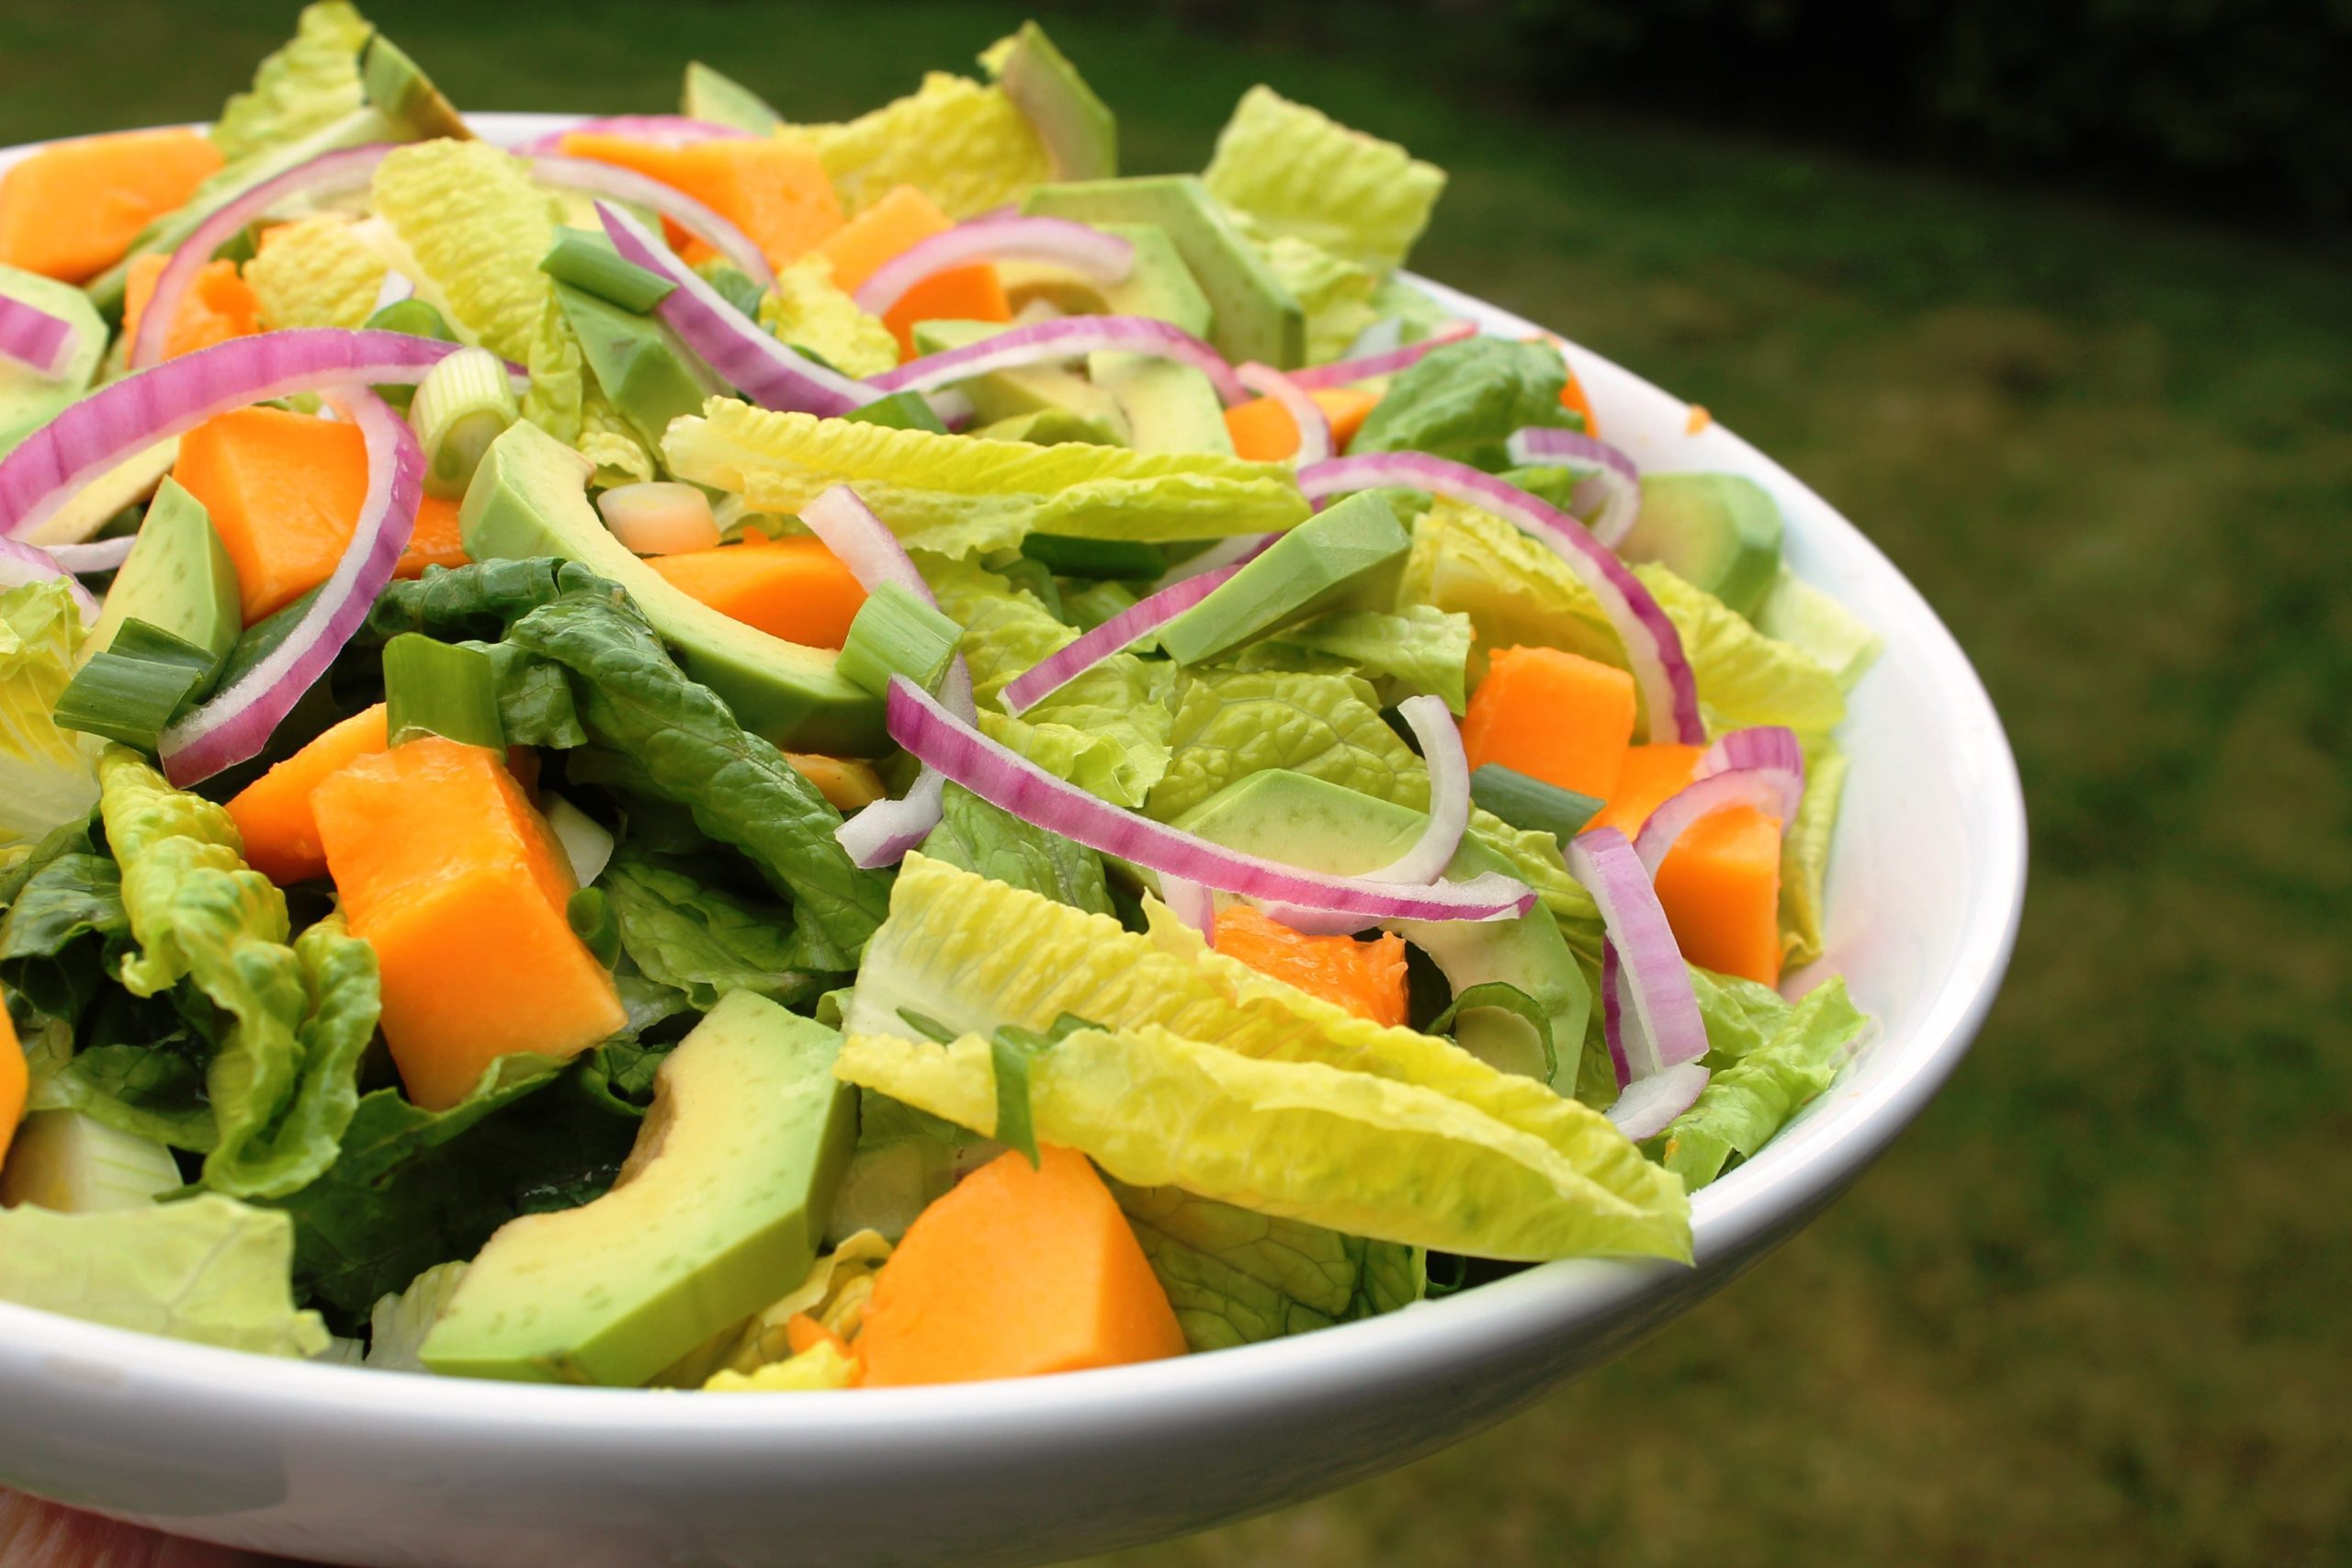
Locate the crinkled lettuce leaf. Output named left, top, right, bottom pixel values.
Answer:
left=362, top=1258, right=469, bottom=1373
left=0, top=1194, right=329, bottom=1358
left=774, top=67, right=1049, bottom=220
left=1781, top=743, right=1848, bottom=968
left=0, top=582, right=103, bottom=863
left=1756, top=568, right=1881, bottom=693
left=598, top=847, right=828, bottom=1009
left=918, top=783, right=1113, bottom=915
left=665, top=1229, right=891, bottom=1387
left=578, top=394, right=657, bottom=488
left=758, top=254, right=901, bottom=379
left=1401, top=497, right=1849, bottom=744
left=705, top=1339, right=861, bottom=1393
left=664, top=400, right=1309, bottom=560
left=1649, top=976, right=1867, bottom=1189
left=244, top=215, right=386, bottom=330
left=1267, top=605, right=1473, bottom=714
left=1259, top=233, right=1381, bottom=367
left=369, top=140, right=584, bottom=441
left=209, top=1, right=371, bottom=164
left=98, top=750, right=380, bottom=1199
left=1351, top=336, right=1576, bottom=473
left=1203, top=85, right=1445, bottom=274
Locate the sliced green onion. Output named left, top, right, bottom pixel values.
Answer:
left=597, top=482, right=719, bottom=555
left=541, top=791, right=615, bottom=886
left=838, top=581, right=962, bottom=699
left=408, top=347, right=519, bottom=500
left=1427, top=979, right=1558, bottom=1082
left=539, top=228, right=675, bottom=313
left=1469, top=762, right=1603, bottom=843
left=363, top=298, right=457, bottom=343
left=989, top=1014, right=1094, bottom=1168
left=843, top=390, right=949, bottom=434
left=51, top=619, right=215, bottom=750
left=566, top=887, right=622, bottom=969
left=1020, top=533, right=1168, bottom=581
left=383, top=634, right=505, bottom=750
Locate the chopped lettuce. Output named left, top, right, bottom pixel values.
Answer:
left=0, top=582, right=103, bottom=866
left=362, top=1259, right=468, bottom=1372
left=1259, top=233, right=1382, bottom=367
left=1266, top=604, right=1473, bottom=714
left=1146, top=666, right=1423, bottom=823
left=1203, top=85, right=1445, bottom=274
left=1650, top=976, right=1868, bottom=1189
left=598, top=847, right=828, bottom=1009
left=209, top=1, right=372, bottom=164
left=1114, top=1179, right=1401, bottom=1350
left=704, top=1339, right=861, bottom=1393
left=244, top=214, right=386, bottom=330
left=775, top=66, right=1049, bottom=220
left=1351, top=336, right=1577, bottom=473
left=1781, top=743, right=1849, bottom=967
left=918, top=784, right=1114, bottom=915
left=666, top=1228, right=892, bottom=1386
left=664, top=400, right=1309, bottom=560
left=0, top=1194, right=329, bottom=1359
left=1756, top=568, right=1882, bottom=692
left=758, top=254, right=901, bottom=380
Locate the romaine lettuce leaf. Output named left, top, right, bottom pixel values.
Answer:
left=703, top=1339, right=861, bottom=1393
left=0, top=581, right=103, bottom=865
left=1650, top=976, right=1867, bottom=1188
left=1756, top=568, right=1882, bottom=692
left=918, top=784, right=1114, bottom=915
left=1259, top=233, right=1381, bottom=367
left=774, top=67, right=1050, bottom=220
left=244, top=215, right=387, bottom=330
left=1781, top=744, right=1849, bottom=968
left=0, top=1194, right=329, bottom=1358
left=1113, top=1179, right=1360, bottom=1349
left=0, top=836, right=124, bottom=1025
left=1350, top=336, right=1576, bottom=473
left=758, top=254, right=901, bottom=379
left=664, top=400, right=1309, bottom=560
left=1267, top=604, right=1473, bottom=713
left=209, top=1, right=371, bottom=164
left=665, top=1228, right=892, bottom=1386
left=1203, top=85, right=1445, bottom=274
left=362, top=1258, right=468, bottom=1372
left=598, top=847, right=828, bottom=1009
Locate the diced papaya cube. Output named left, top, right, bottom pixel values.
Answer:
left=814, top=184, right=1007, bottom=357
left=1223, top=395, right=1297, bottom=462
left=1461, top=645, right=1636, bottom=801
left=1313, top=388, right=1382, bottom=451
left=1583, top=742, right=1702, bottom=839
left=122, top=254, right=261, bottom=360
left=559, top=134, right=843, bottom=270
left=858, top=1145, right=1187, bottom=1386
left=172, top=407, right=368, bottom=624
left=645, top=536, right=867, bottom=649
left=0, top=129, right=223, bottom=283
left=396, top=494, right=468, bottom=579
left=1654, top=807, right=1783, bottom=987
left=225, top=705, right=390, bottom=886
left=0, top=1000, right=24, bottom=1170
left=1210, top=904, right=1408, bottom=1027
left=312, top=737, right=623, bottom=1111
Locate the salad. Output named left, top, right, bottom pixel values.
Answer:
left=0, top=6, right=1880, bottom=1390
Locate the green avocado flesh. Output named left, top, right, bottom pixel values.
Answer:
left=1174, top=770, right=1591, bottom=1090
left=418, top=992, right=859, bottom=1387
left=1158, top=490, right=1410, bottom=666
left=994, top=20, right=1116, bottom=182
left=912, top=319, right=1134, bottom=441
left=997, top=224, right=1210, bottom=340
left=1620, top=472, right=1784, bottom=620
left=682, top=62, right=784, bottom=134
left=86, top=479, right=239, bottom=665
left=0, top=265, right=105, bottom=458
left=1090, top=352, right=1233, bottom=457
left=553, top=281, right=712, bottom=455
left=460, top=420, right=886, bottom=754
left=1022, top=178, right=1304, bottom=367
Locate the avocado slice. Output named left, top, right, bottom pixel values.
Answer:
left=85, top=479, right=240, bottom=667
left=1619, top=473, right=1784, bottom=620
left=682, top=61, right=784, bottom=134
left=418, top=991, right=858, bottom=1386
left=911, top=319, right=1133, bottom=443
left=1173, top=770, right=1592, bottom=1091
left=991, top=20, right=1116, bottom=182
left=1089, top=353, right=1233, bottom=457
left=358, top=32, right=471, bottom=143
left=1157, top=490, right=1410, bottom=666
left=461, top=420, right=886, bottom=754
left=552, top=281, right=714, bottom=456
left=1022, top=178, right=1305, bottom=368
left=0, top=265, right=105, bottom=458
left=997, top=223, right=1211, bottom=339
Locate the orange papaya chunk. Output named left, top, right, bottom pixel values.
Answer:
left=814, top=184, right=1006, bottom=356
left=559, top=134, right=843, bottom=270
left=172, top=407, right=369, bottom=624
left=0, top=129, right=223, bottom=283
left=122, top=254, right=261, bottom=361
left=396, top=494, right=468, bottom=579
left=1583, top=742, right=1702, bottom=839
left=225, top=705, right=391, bottom=886
left=645, top=536, right=867, bottom=649
left=1654, top=806, right=1784, bottom=987
left=1461, top=645, right=1636, bottom=801
left=1210, top=905, right=1408, bottom=1027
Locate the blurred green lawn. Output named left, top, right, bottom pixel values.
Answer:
left=4, top=4, right=2346, bottom=1564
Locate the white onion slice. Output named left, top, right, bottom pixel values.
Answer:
left=0, top=536, right=97, bottom=621
left=1605, top=1060, right=1711, bottom=1141
left=853, top=218, right=1133, bottom=321
left=1160, top=877, right=1218, bottom=940
left=1566, top=828, right=1707, bottom=1084
left=1632, top=767, right=1804, bottom=877
left=41, top=536, right=136, bottom=574
left=1360, top=695, right=1472, bottom=885
left=1237, top=361, right=1332, bottom=466
left=1504, top=425, right=1642, bottom=549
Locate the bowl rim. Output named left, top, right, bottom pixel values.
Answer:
left=0, top=114, right=2026, bottom=1449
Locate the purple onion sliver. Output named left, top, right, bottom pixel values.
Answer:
left=1605, top=1059, right=1710, bottom=1141
left=888, top=676, right=1534, bottom=924
left=1503, top=425, right=1642, bottom=549
left=1566, top=828, right=1707, bottom=1079
left=796, top=484, right=931, bottom=600
left=1600, top=942, right=1632, bottom=1089
left=1161, top=877, right=1217, bottom=940
left=157, top=387, right=420, bottom=785
left=870, top=315, right=1250, bottom=406
left=0, top=536, right=98, bottom=621
left=1632, top=767, right=1803, bottom=877
left=1237, top=361, right=1332, bottom=466
left=854, top=218, right=1133, bottom=320
left=43, top=536, right=136, bottom=573
left=1285, top=319, right=1476, bottom=391
left=0, top=294, right=79, bottom=379
left=509, top=116, right=757, bottom=156
left=533, top=155, right=775, bottom=292
left=999, top=561, right=1246, bottom=715
left=1296, top=452, right=1705, bottom=745
left=1360, top=694, right=1471, bottom=886
left=599, top=202, right=867, bottom=416
left=1700, top=725, right=1804, bottom=781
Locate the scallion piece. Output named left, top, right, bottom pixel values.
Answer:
left=566, top=887, right=622, bottom=969
left=539, top=228, right=676, bottom=313
left=408, top=347, right=519, bottom=500
left=383, top=634, right=505, bottom=750
left=1020, top=533, right=1168, bottom=581
left=843, top=390, right=949, bottom=434
left=1469, top=762, right=1603, bottom=843
left=51, top=619, right=217, bottom=749
left=363, top=298, right=456, bottom=343
left=837, top=581, right=963, bottom=700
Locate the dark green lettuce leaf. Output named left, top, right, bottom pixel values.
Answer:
left=599, top=847, right=829, bottom=1010
left=916, top=783, right=1113, bottom=916
left=1350, top=336, right=1577, bottom=473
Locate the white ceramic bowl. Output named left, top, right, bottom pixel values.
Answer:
left=0, top=114, right=2025, bottom=1568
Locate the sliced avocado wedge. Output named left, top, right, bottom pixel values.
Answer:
left=1158, top=490, right=1410, bottom=666
left=1090, top=352, right=1233, bottom=457
left=682, top=61, right=784, bottom=134
left=418, top=992, right=858, bottom=1387
left=990, top=20, right=1116, bottom=182
left=461, top=420, right=886, bottom=754
left=0, top=265, right=105, bottom=459
left=998, top=223, right=1211, bottom=339
left=912, top=319, right=1133, bottom=442
left=1620, top=473, right=1784, bottom=621
left=85, top=478, right=240, bottom=666
left=1173, top=769, right=1592, bottom=1092
left=553, top=281, right=713, bottom=456
left=1022, top=178, right=1304, bottom=367
left=359, top=32, right=471, bottom=143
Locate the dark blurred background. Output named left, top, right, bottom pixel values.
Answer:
left=2, top=3, right=2346, bottom=1563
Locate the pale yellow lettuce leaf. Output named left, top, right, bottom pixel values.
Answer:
left=1203, top=85, right=1445, bottom=274
left=774, top=70, right=1049, bottom=220
left=245, top=215, right=386, bottom=330
left=758, top=254, right=901, bottom=379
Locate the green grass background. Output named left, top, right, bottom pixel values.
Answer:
left=3, top=4, right=2346, bottom=1563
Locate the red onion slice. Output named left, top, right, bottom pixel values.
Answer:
left=2, top=329, right=489, bottom=544
left=532, top=155, right=775, bottom=293
left=1362, top=694, right=1471, bottom=885
left=1297, top=453, right=1705, bottom=745
left=510, top=117, right=758, bottom=156
left=796, top=483, right=932, bottom=599
left=0, top=536, right=98, bottom=621
left=1286, top=319, right=1476, bottom=391
left=1237, top=361, right=1332, bottom=466
left=1161, top=876, right=1217, bottom=939
left=1566, top=827, right=1706, bottom=1082
left=1701, top=724, right=1804, bottom=780
left=130, top=143, right=395, bottom=371
left=0, top=294, right=79, bottom=379
left=598, top=202, right=869, bottom=417
left=1503, top=425, right=1642, bottom=549
left=158, top=387, right=421, bottom=785
left=998, top=560, right=1248, bottom=715
left=42, top=536, right=136, bottom=573
left=887, top=674, right=1536, bottom=928
left=853, top=218, right=1133, bottom=321
left=1605, top=1059, right=1710, bottom=1141
left=869, top=316, right=1250, bottom=406
left=1631, top=768, right=1801, bottom=876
